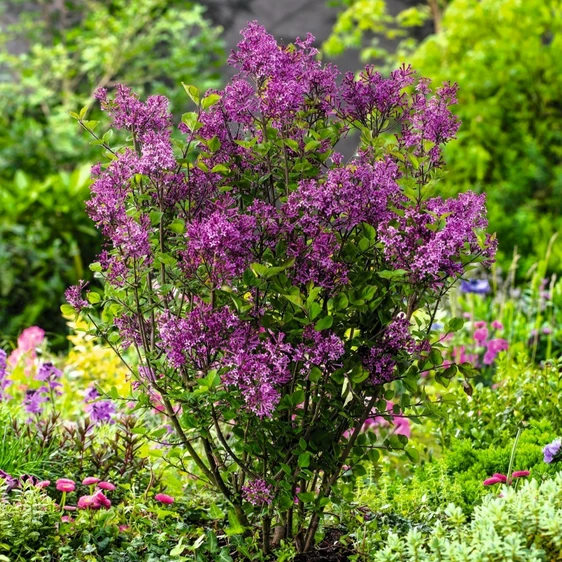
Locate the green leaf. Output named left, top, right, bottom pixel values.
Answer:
left=291, top=389, right=305, bottom=406
left=181, top=111, right=200, bottom=131
left=378, top=269, right=408, bottom=280
left=447, top=317, right=465, bottom=332
left=211, top=164, right=230, bottom=174
left=149, top=210, right=164, bottom=225
left=182, top=83, right=200, bottom=105
left=405, top=448, right=419, bottom=462
left=202, top=93, right=222, bottom=109
left=87, top=291, right=101, bottom=304
left=298, top=452, right=311, bottom=468
left=60, top=304, right=77, bottom=315
left=225, top=509, right=245, bottom=536
left=208, top=136, right=221, bottom=152
left=333, top=293, right=348, bottom=310
left=297, top=491, right=316, bottom=503
left=308, top=302, right=322, bottom=320
left=315, top=315, right=333, bottom=331
left=156, top=252, right=178, bottom=266
left=169, top=219, right=186, bottom=234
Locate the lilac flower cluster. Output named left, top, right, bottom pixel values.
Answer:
left=242, top=478, right=273, bottom=506
left=365, top=314, right=423, bottom=383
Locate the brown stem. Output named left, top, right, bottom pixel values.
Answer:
left=302, top=393, right=379, bottom=552
left=427, top=0, right=442, bottom=32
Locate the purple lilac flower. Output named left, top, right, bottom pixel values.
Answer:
left=543, top=439, right=562, bottom=464
left=65, top=280, right=89, bottom=312
left=242, top=479, right=273, bottom=506
left=460, top=279, right=491, bottom=294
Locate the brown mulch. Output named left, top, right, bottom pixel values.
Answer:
left=293, top=528, right=356, bottom=562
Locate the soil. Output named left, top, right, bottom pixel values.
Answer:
left=293, top=528, right=356, bottom=562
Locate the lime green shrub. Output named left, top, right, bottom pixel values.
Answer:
left=372, top=474, right=562, bottom=561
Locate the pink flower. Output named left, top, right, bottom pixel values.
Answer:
left=82, top=477, right=100, bottom=486
left=36, top=480, right=50, bottom=489
left=492, top=473, right=507, bottom=483
left=474, top=327, right=488, bottom=343
left=512, top=470, right=530, bottom=479
left=491, top=320, right=503, bottom=330
left=8, top=326, right=46, bottom=374
left=93, top=490, right=112, bottom=509
left=98, top=481, right=116, bottom=491
left=474, top=321, right=487, bottom=329
left=61, top=515, right=74, bottom=523
left=483, top=476, right=502, bottom=486
left=56, top=478, right=76, bottom=493
left=77, top=495, right=96, bottom=509
left=154, top=493, right=175, bottom=504
left=78, top=491, right=111, bottom=509
left=119, top=525, right=130, bottom=533
left=64, top=505, right=77, bottom=511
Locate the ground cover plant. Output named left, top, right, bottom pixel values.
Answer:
left=64, top=21, right=497, bottom=558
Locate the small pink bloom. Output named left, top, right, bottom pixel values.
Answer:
left=474, top=321, right=487, bottom=329
left=483, top=477, right=502, bottom=486
left=154, top=493, right=175, bottom=504
left=474, top=327, right=489, bottom=343
left=98, top=481, right=116, bottom=491
left=119, top=525, right=130, bottom=533
left=512, top=470, right=530, bottom=479
left=393, top=415, right=411, bottom=438
left=36, top=480, right=50, bottom=489
left=64, top=505, right=77, bottom=511
left=61, top=515, right=74, bottom=523
left=492, top=473, right=507, bottom=483
left=82, top=477, right=100, bottom=486
left=491, top=320, right=503, bottom=330
left=56, top=478, right=76, bottom=493
left=93, top=490, right=111, bottom=509
left=77, top=495, right=96, bottom=509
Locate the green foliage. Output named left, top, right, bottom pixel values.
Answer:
left=0, top=485, right=61, bottom=561
left=354, top=421, right=558, bottom=528
left=323, top=0, right=444, bottom=64
left=371, top=474, right=562, bottom=561
left=0, top=405, right=55, bottom=477
left=0, top=166, right=99, bottom=344
left=437, top=355, right=562, bottom=448
left=0, top=0, right=223, bottom=177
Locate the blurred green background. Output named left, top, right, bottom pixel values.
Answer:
left=1, top=0, right=561, bottom=345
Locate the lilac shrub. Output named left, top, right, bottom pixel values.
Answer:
left=68, top=22, right=495, bottom=555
